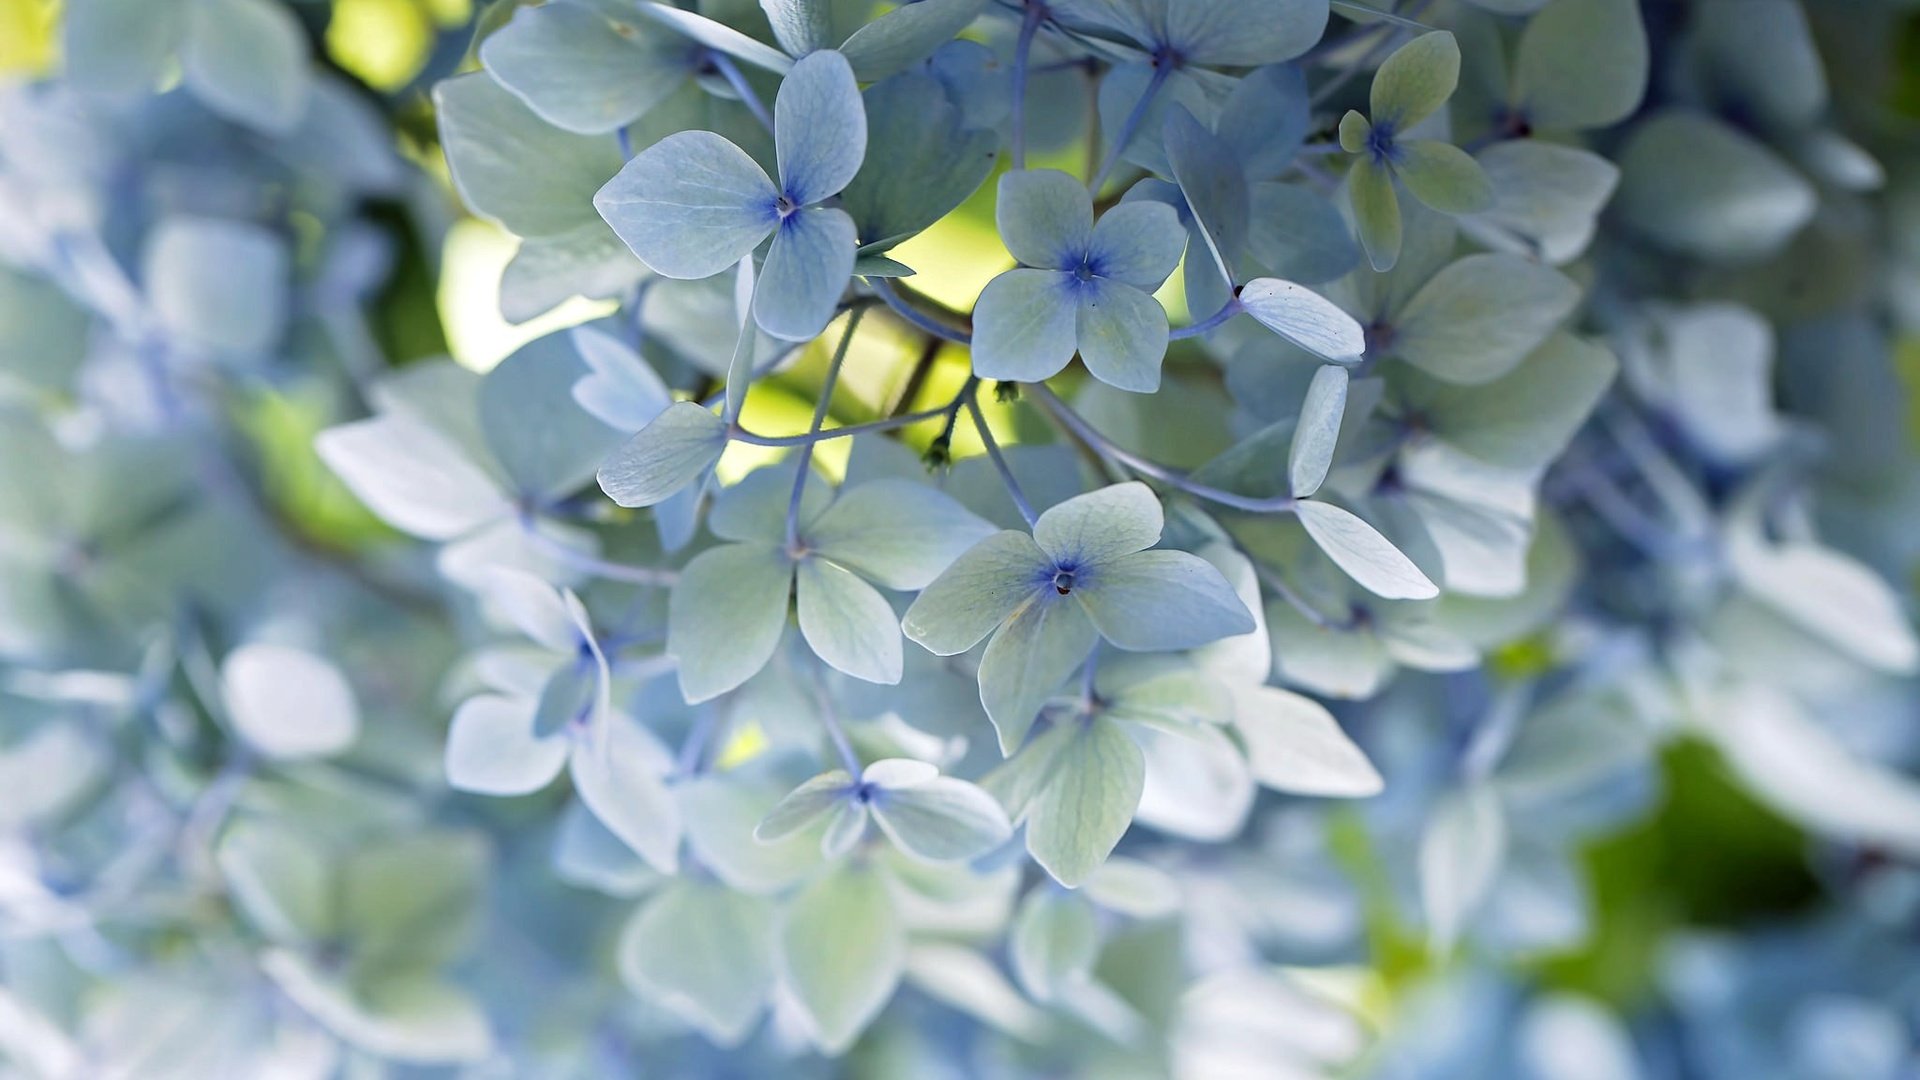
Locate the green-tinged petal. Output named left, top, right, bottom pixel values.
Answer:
left=754, top=770, right=855, bottom=842
left=569, top=716, right=681, bottom=872
left=1236, top=278, right=1366, bottom=362
left=996, top=169, right=1093, bottom=270
left=902, top=531, right=1051, bottom=655
left=618, top=880, right=776, bottom=1045
left=1294, top=500, right=1438, bottom=600
left=1010, top=888, right=1099, bottom=1001
left=595, top=401, right=728, bottom=508
left=1075, top=279, right=1169, bottom=394
left=806, top=480, right=996, bottom=590
left=444, top=694, right=568, bottom=796
left=1228, top=683, right=1383, bottom=796
left=1338, top=109, right=1371, bottom=153
left=1396, top=140, right=1495, bottom=215
left=1026, top=717, right=1144, bottom=887
left=668, top=544, right=794, bottom=702
left=969, top=268, right=1079, bottom=383
left=871, top=776, right=1013, bottom=862
left=1369, top=31, right=1460, bottom=131
left=1393, top=253, right=1580, bottom=385
left=1348, top=154, right=1402, bottom=272
left=796, top=557, right=905, bottom=684
left=979, top=596, right=1099, bottom=754
left=779, top=864, right=905, bottom=1053
left=1289, top=364, right=1348, bottom=498
left=1032, top=482, right=1162, bottom=568
left=1512, top=0, right=1648, bottom=131
left=1075, top=550, right=1255, bottom=652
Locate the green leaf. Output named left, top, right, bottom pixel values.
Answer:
left=779, top=863, right=905, bottom=1053
left=1393, top=253, right=1580, bottom=385
left=596, top=401, right=728, bottom=508
left=1294, top=499, right=1438, bottom=600
left=870, top=776, right=1013, bottom=862
left=668, top=543, right=794, bottom=702
left=1289, top=364, right=1347, bottom=498
left=1010, top=888, right=1099, bottom=1001
left=1511, top=0, right=1648, bottom=130
left=619, top=880, right=776, bottom=1044
left=220, top=643, right=360, bottom=761
left=1370, top=31, right=1460, bottom=131
left=1025, top=718, right=1145, bottom=887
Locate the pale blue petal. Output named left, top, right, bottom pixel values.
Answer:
left=595, top=131, right=779, bottom=280
left=1032, top=481, right=1163, bottom=568
left=995, top=170, right=1093, bottom=270
left=596, top=401, right=728, bottom=509
left=668, top=544, right=795, bottom=702
left=481, top=1, right=693, bottom=134
left=570, top=325, right=672, bottom=433
left=635, top=1, right=795, bottom=73
left=1074, top=279, right=1169, bottom=393
left=1086, top=201, right=1186, bottom=291
left=445, top=695, right=569, bottom=796
left=838, top=0, right=990, bottom=81
left=1162, top=105, right=1248, bottom=289
left=181, top=0, right=312, bottom=135
left=1167, top=0, right=1327, bottom=66
left=1238, top=277, right=1367, bottom=361
left=775, top=50, right=867, bottom=205
left=754, top=207, right=857, bottom=341
left=1075, top=549, right=1255, bottom=651
left=969, top=269, right=1078, bottom=383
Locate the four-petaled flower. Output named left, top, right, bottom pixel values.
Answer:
left=970, top=170, right=1187, bottom=392
left=595, top=49, right=867, bottom=341
left=903, top=482, right=1255, bottom=751
left=1338, top=31, right=1493, bottom=271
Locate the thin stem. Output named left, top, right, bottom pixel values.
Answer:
left=1010, top=1, right=1046, bottom=170
left=711, top=51, right=774, bottom=133
left=968, top=391, right=1038, bottom=526
left=1169, top=297, right=1243, bottom=340
left=808, top=662, right=863, bottom=774
left=785, top=307, right=865, bottom=551
left=871, top=277, right=972, bottom=344
left=1090, top=58, right=1173, bottom=193
left=519, top=519, right=679, bottom=586
left=1030, top=384, right=1299, bottom=513
left=730, top=403, right=952, bottom=447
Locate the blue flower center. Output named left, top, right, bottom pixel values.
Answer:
left=1052, top=568, right=1076, bottom=595
left=775, top=193, right=799, bottom=218
left=1366, top=122, right=1398, bottom=163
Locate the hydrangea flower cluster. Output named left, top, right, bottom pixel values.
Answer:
left=3, top=0, right=1920, bottom=1075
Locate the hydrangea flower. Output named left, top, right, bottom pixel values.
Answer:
left=904, top=482, right=1255, bottom=750
left=595, top=49, right=866, bottom=341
